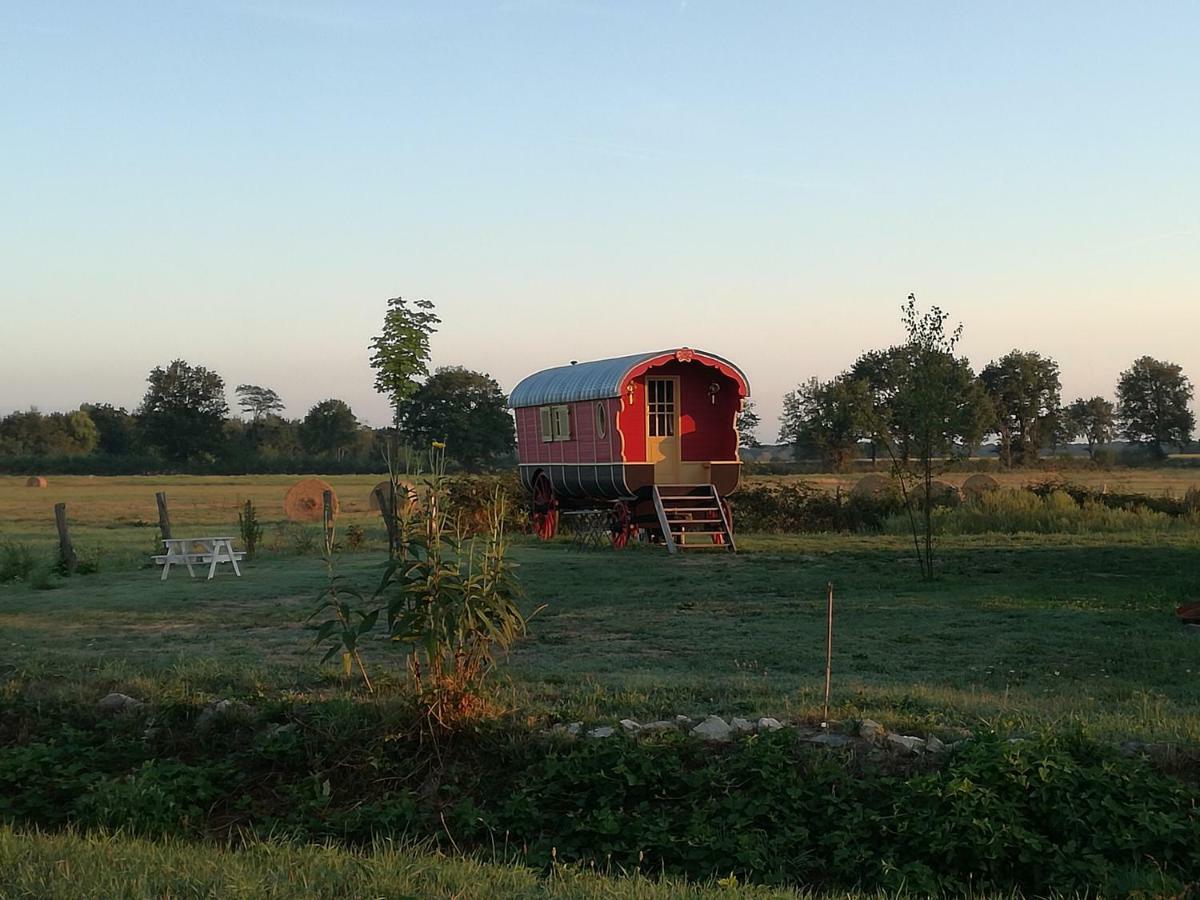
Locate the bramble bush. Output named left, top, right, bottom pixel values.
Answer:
left=729, top=482, right=904, bottom=533
left=1, top=703, right=1196, bottom=895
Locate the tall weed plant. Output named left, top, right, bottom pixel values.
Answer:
left=885, top=488, right=1199, bottom=536
left=377, top=443, right=532, bottom=727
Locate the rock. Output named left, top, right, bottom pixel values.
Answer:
left=587, top=726, right=615, bottom=739
left=691, top=715, right=732, bottom=742
left=97, top=692, right=142, bottom=715
left=858, top=719, right=886, bottom=741
left=674, top=714, right=694, bottom=728
left=925, top=735, right=947, bottom=754
left=565, top=722, right=583, bottom=736
left=730, top=717, right=755, bottom=734
left=640, top=720, right=678, bottom=734
left=756, top=717, right=783, bottom=732
left=886, top=733, right=926, bottom=755
left=803, top=732, right=852, bottom=748
left=619, top=719, right=641, bottom=734
left=196, top=698, right=251, bottom=733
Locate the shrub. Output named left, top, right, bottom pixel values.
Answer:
left=0, top=543, right=38, bottom=583
left=442, top=472, right=530, bottom=536
left=378, top=481, right=529, bottom=726
left=237, top=500, right=264, bottom=559
left=76, top=759, right=237, bottom=836
left=1, top=710, right=1197, bottom=894
left=885, top=487, right=1191, bottom=536
left=344, top=524, right=366, bottom=552
left=729, top=482, right=903, bottom=533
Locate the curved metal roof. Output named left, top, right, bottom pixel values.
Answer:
left=509, top=349, right=749, bottom=408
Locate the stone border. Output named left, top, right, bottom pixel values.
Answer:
left=548, top=714, right=952, bottom=756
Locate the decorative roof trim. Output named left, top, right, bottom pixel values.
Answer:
left=509, top=348, right=749, bottom=408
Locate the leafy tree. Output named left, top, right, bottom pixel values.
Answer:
left=299, top=399, right=360, bottom=457
left=369, top=296, right=441, bottom=425
left=1064, top=396, right=1116, bottom=459
left=80, top=403, right=139, bottom=455
left=736, top=401, right=762, bottom=449
left=56, top=410, right=100, bottom=456
left=779, top=375, right=870, bottom=471
left=399, top=366, right=515, bottom=470
left=252, top=415, right=303, bottom=458
left=865, top=296, right=991, bottom=580
left=980, top=350, right=1062, bottom=467
left=137, top=360, right=229, bottom=462
left=1116, top=356, right=1195, bottom=458
left=236, top=385, right=284, bottom=420
left=0, top=409, right=99, bottom=456
left=850, top=346, right=911, bottom=462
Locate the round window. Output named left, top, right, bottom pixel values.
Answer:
left=595, top=402, right=608, bottom=439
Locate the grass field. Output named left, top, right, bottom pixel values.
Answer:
left=2, top=475, right=1199, bottom=743
left=2, top=473, right=1199, bottom=896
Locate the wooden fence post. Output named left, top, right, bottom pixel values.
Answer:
left=155, top=491, right=172, bottom=541
left=322, top=490, right=335, bottom=556
left=373, top=483, right=398, bottom=558
left=54, top=503, right=78, bottom=575
left=821, top=582, right=834, bottom=727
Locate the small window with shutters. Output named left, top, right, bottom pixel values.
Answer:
left=552, top=405, right=571, bottom=441
left=539, top=405, right=571, bottom=442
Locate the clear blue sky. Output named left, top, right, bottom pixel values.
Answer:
left=3, top=1, right=1197, bottom=436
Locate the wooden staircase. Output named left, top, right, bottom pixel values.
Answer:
left=651, top=484, right=736, bottom=553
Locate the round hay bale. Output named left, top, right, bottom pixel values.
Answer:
left=368, top=480, right=420, bottom=516
left=284, top=477, right=339, bottom=522
left=927, top=480, right=959, bottom=504
left=25, top=476, right=48, bottom=488
left=850, top=473, right=895, bottom=499
left=961, top=473, right=1000, bottom=499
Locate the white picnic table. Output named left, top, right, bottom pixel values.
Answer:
left=154, top=536, right=244, bottom=580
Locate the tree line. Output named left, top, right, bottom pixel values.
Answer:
left=778, top=309, right=1195, bottom=470
left=0, top=298, right=515, bottom=474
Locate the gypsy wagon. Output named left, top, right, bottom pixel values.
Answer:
left=509, top=347, right=750, bottom=552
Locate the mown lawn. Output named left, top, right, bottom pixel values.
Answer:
left=2, top=530, right=1197, bottom=743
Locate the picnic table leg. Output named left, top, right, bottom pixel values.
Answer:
left=184, top=549, right=196, bottom=579
left=227, top=540, right=242, bottom=576
left=161, top=558, right=171, bottom=581
left=207, top=542, right=220, bottom=580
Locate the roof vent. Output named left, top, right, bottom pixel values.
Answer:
left=570, top=360, right=578, bottom=365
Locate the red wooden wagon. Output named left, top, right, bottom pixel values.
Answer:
left=509, top=347, right=750, bottom=552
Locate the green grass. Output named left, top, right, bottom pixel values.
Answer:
left=4, top=474, right=1200, bottom=894
left=2, top=530, right=1198, bottom=743
left=0, top=827, right=836, bottom=899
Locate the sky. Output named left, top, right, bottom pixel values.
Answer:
left=2, top=1, right=1197, bottom=438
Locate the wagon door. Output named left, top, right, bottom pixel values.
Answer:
left=646, top=376, right=680, bottom=483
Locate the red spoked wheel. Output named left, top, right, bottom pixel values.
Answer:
left=609, top=500, right=635, bottom=550
left=712, top=498, right=733, bottom=545
left=531, top=472, right=559, bottom=541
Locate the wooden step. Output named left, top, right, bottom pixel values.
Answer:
left=652, top=483, right=735, bottom=553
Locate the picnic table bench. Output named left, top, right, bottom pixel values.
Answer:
left=154, top=536, right=244, bottom=580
